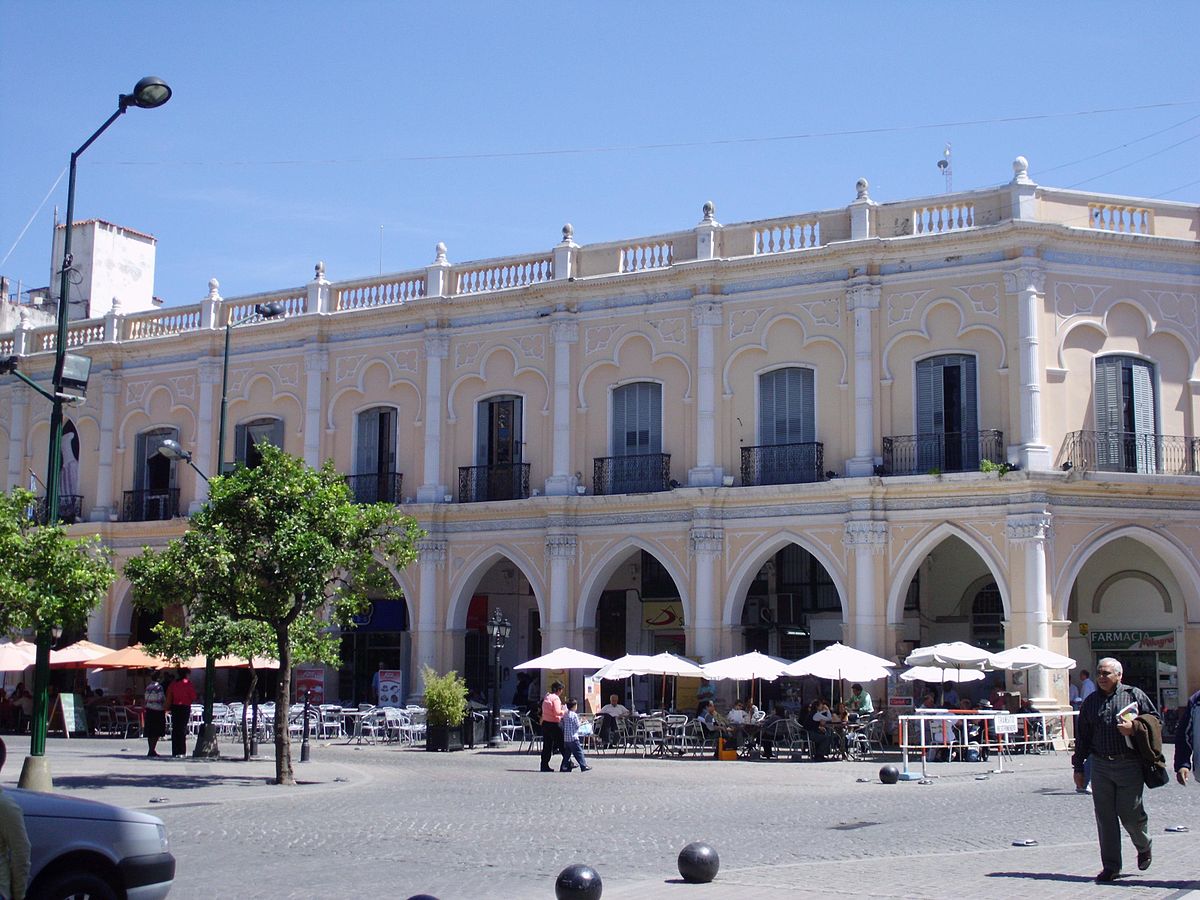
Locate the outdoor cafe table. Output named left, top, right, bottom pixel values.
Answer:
left=340, top=707, right=374, bottom=745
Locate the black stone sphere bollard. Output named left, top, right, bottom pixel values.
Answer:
left=406, top=895, right=439, bottom=900
left=555, top=864, right=603, bottom=900
left=879, top=764, right=900, bottom=784
left=677, top=841, right=720, bottom=883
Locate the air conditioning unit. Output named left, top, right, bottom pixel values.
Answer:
left=743, top=597, right=772, bottom=625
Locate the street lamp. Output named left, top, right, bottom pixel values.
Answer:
left=10, top=76, right=171, bottom=792
left=159, top=439, right=209, bottom=482
left=486, top=609, right=512, bottom=749
left=192, top=299, right=284, bottom=758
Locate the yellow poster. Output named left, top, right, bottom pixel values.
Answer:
left=642, top=601, right=685, bottom=630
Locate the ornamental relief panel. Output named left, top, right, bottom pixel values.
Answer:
left=334, top=354, right=365, bottom=384
left=513, top=333, right=546, bottom=361
left=728, top=306, right=769, bottom=341
left=270, top=363, right=300, bottom=389
left=584, top=324, right=622, bottom=355
left=649, top=316, right=687, bottom=345
left=886, top=290, right=929, bottom=328
left=455, top=340, right=485, bottom=369
left=796, top=297, right=841, bottom=330
left=389, top=349, right=419, bottom=373
left=168, top=375, right=195, bottom=403
left=961, top=282, right=1000, bottom=318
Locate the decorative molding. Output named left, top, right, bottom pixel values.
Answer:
left=1002, top=266, right=1045, bottom=295
left=389, top=349, right=419, bottom=372
left=514, top=333, right=546, bottom=360
left=1006, top=512, right=1052, bottom=543
left=649, top=316, right=688, bottom=345
left=1052, top=281, right=1109, bottom=319
left=844, top=520, right=888, bottom=553
left=550, top=320, right=579, bottom=344
left=691, top=302, right=722, bottom=329
left=271, top=363, right=300, bottom=388
left=334, top=354, right=364, bottom=384
left=545, top=534, right=578, bottom=560
left=416, top=539, right=447, bottom=565
left=845, top=285, right=880, bottom=311
left=886, top=290, right=928, bottom=327
left=304, top=350, right=329, bottom=373
left=423, top=333, right=450, bottom=359
left=728, top=306, right=768, bottom=340
left=1143, top=290, right=1200, bottom=347
left=961, top=282, right=1000, bottom=318
left=169, top=375, right=195, bottom=403
left=689, top=526, right=724, bottom=555
left=798, top=297, right=841, bottom=329
left=125, top=380, right=149, bottom=405
left=455, top=340, right=484, bottom=368
left=584, top=324, right=621, bottom=354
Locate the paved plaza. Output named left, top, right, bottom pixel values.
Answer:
left=5, top=737, right=1198, bottom=899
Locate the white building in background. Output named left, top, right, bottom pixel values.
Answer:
left=1, top=157, right=1198, bottom=727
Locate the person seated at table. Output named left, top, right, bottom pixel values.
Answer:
left=0, top=693, right=13, bottom=733
left=697, top=700, right=735, bottom=748
left=120, top=686, right=137, bottom=707
left=804, top=699, right=834, bottom=761
left=759, top=705, right=789, bottom=759
left=596, top=694, right=630, bottom=747
left=11, top=687, right=32, bottom=734
left=848, top=683, right=874, bottom=716
left=726, top=700, right=749, bottom=725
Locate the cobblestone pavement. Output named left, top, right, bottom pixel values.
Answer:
left=6, top=738, right=1198, bottom=899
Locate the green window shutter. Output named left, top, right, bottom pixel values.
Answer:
left=357, top=407, right=381, bottom=476
left=476, top=400, right=490, bottom=466
left=1131, top=360, right=1156, bottom=473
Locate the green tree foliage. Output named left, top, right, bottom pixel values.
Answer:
left=0, top=488, right=115, bottom=637
left=124, top=445, right=422, bottom=784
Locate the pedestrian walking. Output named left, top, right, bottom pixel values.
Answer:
left=143, top=672, right=166, bottom=758
left=560, top=698, right=591, bottom=772
left=0, top=738, right=31, bottom=900
left=1071, top=657, right=1158, bottom=883
left=165, top=669, right=197, bottom=758
left=539, top=681, right=568, bottom=773
left=1174, top=688, right=1200, bottom=786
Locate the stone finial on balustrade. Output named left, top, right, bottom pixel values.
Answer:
left=13, top=308, right=29, bottom=355
left=700, top=201, right=717, bottom=225
left=200, top=278, right=222, bottom=329
left=554, top=225, right=578, bottom=280
left=1010, top=155, right=1036, bottom=220
left=1011, top=155, right=1034, bottom=186
left=309, top=260, right=331, bottom=313
left=103, top=297, right=122, bottom=342
left=695, top=202, right=721, bottom=261
left=850, top=178, right=875, bottom=240
left=426, top=242, right=451, bottom=297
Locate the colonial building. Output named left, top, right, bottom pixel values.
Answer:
left=2, top=157, right=1197, bottom=715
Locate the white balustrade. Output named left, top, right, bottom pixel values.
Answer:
left=912, top=202, right=975, bottom=234
left=619, top=240, right=673, bottom=272
left=336, top=275, right=426, bottom=310
left=1089, top=203, right=1153, bottom=234
left=754, top=219, right=822, bottom=254
left=0, top=336, right=12, bottom=356
left=223, top=291, right=306, bottom=325
left=125, top=306, right=202, bottom=341
left=455, top=256, right=553, bottom=294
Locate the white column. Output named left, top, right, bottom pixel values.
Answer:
left=846, top=284, right=880, bottom=477
left=545, top=318, right=578, bottom=496
left=307, top=261, right=331, bottom=314
left=417, top=332, right=450, bottom=503
left=688, top=300, right=723, bottom=487
left=1007, top=512, right=1053, bottom=703
left=689, top=526, right=723, bottom=660
left=303, top=349, right=328, bottom=467
left=415, top=538, right=446, bottom=682
left=844, top=520, right=888, bottom=656
left=189, top=359, right=219, bottom=513
left=848, top=178, right=876, bottom=240
left=545, top=534, right=577, bottom=652
left=552, top=225, right=578, bottom=280
left=1003, top=266, right=1051, bottom=470
left=6, top=389, right=27, bottom=493
left=89, top=374, right=121, bottom=521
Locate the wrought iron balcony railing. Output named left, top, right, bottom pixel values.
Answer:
left=35, top=494, right=84, bottom=525
left=879, top=430, right=1004, bottom=476
left=346, top=472, right=403, bottom=505
left=740, top=442, right=825, bottom=486
left=121, top=489, right=181, bottom=522
left=593, top=453, right=672, bottom=495
left=1059, top=430, right=1200, bottom=476
left=458, top=463, right=531, bottom=502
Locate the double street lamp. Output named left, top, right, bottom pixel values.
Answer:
left=486, top=609, right=512, bottom=749
left=9, top=77, right=171, bottom=792
left=159, top=299, right=284, bottom=757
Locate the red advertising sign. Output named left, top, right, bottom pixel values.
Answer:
left=294, top=665, right=325, bottom=704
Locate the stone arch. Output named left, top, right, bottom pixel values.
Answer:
left=722, top=531, right=849, bottom=627
left=445, top=545, right=547, bottom=631
left=576, top=536, right=692, bottom=631
left=1093, top=570, right=1171, bottom=616
left=886, top=522, right=1011, bottom=626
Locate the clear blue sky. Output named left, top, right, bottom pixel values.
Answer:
left=2, top=3, right=1197, bottom=308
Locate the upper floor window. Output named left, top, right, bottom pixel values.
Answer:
left=916, top=354, right=978, bottom=470
left=356, top=407, right=396, bottom=476
left=759, top=367, right=815, bottom=446
left=611, top=382, right=662, bottom=456
left=235, top=417, right=283, bottom=470
left=476, top=395, right=523, bottom=467
left=1094, top=356, right=1157, bottom=473
left=136, top=427, right=179, bottom=493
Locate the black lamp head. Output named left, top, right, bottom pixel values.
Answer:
left=121, top=76, right=172, bottom=111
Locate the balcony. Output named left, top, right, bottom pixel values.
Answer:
left=593, top=453, right=672, bottom=495
left=1060, top=430, right=1200, bottom=476
left=458, top=463, right=531, bottom=502
left=35, top=494, right=84, bottom=525
left=346, top=472, right=403, bottom=505
left=121, top=489, right=180, bottom=522
left=880, top=430, right=1005, bottom=476
left=740, top=442, right=825, bottom=486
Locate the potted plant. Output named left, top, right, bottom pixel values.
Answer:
left=422, top=665, right=468, bottom=752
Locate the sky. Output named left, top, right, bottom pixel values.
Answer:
left=2, top=2, right=1198, bottom=309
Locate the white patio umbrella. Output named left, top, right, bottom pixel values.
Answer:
left=783, top=643, right=894, bottom=682
left=49, top=640, right=115, bottom=669
left=0, top=641, right=36, bottom=673
left=514, top=647, right=611, bottom=671
left=702, top=651, right=792, bottom=707
left=988, top=644, right=1076, bottom=672
left=901, top=665, right=987, bottom=685
left=591, top=654, right=656, bottom=681
left=905, top=641, right=996, bottom=669
left=592, top=652, right=703, bottom=711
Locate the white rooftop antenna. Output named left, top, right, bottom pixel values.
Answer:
left=937, top=143, right=953, bottom=193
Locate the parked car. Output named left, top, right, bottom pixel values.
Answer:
left=9, top=788, right=175, bottom=900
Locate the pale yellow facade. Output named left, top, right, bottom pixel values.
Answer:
left=2, top=159, right=1198, bottom=718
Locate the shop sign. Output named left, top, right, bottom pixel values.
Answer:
left=294, top=665, right=325, bottom=704
left=1088, top=630, right=1175, bottom=651
left=377, top=669, right=404, bottom=706
left=642, top=600, right=685, bottom=630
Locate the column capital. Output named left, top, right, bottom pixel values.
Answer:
left=102, top=372, right=124, bottom=395
left=417, top=539, right=447, bottom=565
left=197, top=358, right=221, bottom=385
left=550, top=320, right=578, bottom=344
left=844, top=520, right=888, bottom=553
left=1006, top=512, right=1052, bottom=543
left=424, top=332, right=450, bottom=359
left=1003, top=265, right=1045, bottom=295
left=691, top=300, right=722, bottom=329
left=689, top=526, right=724, bottom=555
left=545, top=534, right=578, bottom=561
left=304, top=348, right=329, bottom=373
left=846, top=284, right=881, bottom=311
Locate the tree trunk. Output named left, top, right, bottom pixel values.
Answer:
left=275, top=634, right=294, bottom=785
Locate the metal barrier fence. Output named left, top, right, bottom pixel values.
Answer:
left=898, top=710, right=1078, bottom=780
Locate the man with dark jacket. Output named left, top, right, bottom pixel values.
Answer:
left=1072, top=657, right=1159, bottom=883
left=1175, top=689, right=1200, bottom=786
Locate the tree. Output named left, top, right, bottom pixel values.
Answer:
left=124, top=445, right=422, bottom=784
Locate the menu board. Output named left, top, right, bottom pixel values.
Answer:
left=52, top=693, right=88, bottom=737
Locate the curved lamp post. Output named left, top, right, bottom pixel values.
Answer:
left=12, top=76, right=171, bottom=792
left=486, top=609, right=512, bottom=749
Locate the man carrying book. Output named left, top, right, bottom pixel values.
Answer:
left=1071, top=657, right=1159, bottom=883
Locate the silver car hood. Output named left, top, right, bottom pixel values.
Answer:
left=9, top=788, right=166, bottom=827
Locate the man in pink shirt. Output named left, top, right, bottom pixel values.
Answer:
left=540, top=681, right=567, bottom=772
left=165, top=671, right=198, bottom=758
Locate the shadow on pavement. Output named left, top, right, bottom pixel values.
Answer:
left=54, top=773, right=275, bottom=790
left=988, top=872, right=1200, bottom=890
